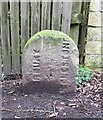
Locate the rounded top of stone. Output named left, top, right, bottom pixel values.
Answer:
left=24, top=30, right=77, bottom=50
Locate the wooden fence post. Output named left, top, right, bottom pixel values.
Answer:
left=0, top=2, right=2, bottom=79
left=21, top=1, right=30, bottom=53
left=70, top=1, right=82, bottom=45
left=1, top=2, right=11, bottom=75
left=31, top=0, right=40, bottom=36
left=10, top=1, right=20, bottom=74
left=61, top=2, right=72, bottom=35
left=79, top=2, right=90, bottom=64
left=52, top=0, right=61, bottom=30
left=41, top=0, right=51, bottom=30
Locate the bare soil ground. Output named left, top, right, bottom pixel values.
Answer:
left=1, top=72, right=103, bottom=119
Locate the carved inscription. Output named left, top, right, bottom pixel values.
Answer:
left=60, top=41, right=70, bottom=86
left=22, top=30, right=79, bottom=94
left=33, top=49, right=41, bottom=81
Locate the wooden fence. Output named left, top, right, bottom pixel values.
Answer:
left=0, top=1, right=82, bottom=78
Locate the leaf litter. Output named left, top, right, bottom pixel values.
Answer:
left=1, top=72, right=103, bottom=118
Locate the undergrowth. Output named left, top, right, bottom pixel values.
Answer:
left=77, top=65, right=93, bottom=87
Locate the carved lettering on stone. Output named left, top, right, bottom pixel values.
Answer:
left=22, top=30, right=79, bottom=94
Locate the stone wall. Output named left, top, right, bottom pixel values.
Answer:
left=85, top=0, right=102, bottom=70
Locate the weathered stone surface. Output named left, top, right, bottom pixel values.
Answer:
left=85, top=54, right=102, bottom=68
left=87, top=27, right=101, bottom=41
left=85, top=41, right=102, bottom=54
left=90, top=0, right=102, bottom=12
left=22, top=30, right=79, bottom=94
left=88, top=12, right=101, bottom=27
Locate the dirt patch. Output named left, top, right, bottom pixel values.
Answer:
left=1, top=72, right=103, bottom=119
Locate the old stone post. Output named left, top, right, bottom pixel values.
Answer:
left=22, top=30, right=79, bottom=94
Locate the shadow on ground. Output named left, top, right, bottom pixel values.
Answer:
left=16, top=81, right=61, bottom=95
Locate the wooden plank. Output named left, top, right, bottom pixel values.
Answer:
left=0, top=1, right=1, bottom=19
left=70, top=25, right=79, bottom=45
left=1, top=2, right=11, bottom=75
left=61, top=2, right=72, bottom=35
left=70, top=1, right=82, bottom=45
left=41, top=0, right=51, bottom=30
left=21, top=1, right=29, bottom=52
left=71, top=2, right=82, bottom=24
left=52, top=1, right=61, bottom=30
left=79, top=2, right=91, bottom=64
left=41, top=1, right=47, bottom=30
left=45, top=1, right=51, bottom=29
left=0, top=2, right=2, bottom=78
left=31, top=0, right=40, bottom=36
left=10, top=1, right=20, bottom=74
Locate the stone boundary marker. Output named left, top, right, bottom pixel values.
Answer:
left=22, top=30, right=79, bottom=95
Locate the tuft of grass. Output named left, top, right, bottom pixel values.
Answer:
left=77, top=65, right=93, bottom=87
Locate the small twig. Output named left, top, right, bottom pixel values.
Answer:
left=2, top=109, right=14, bottom=112
left=2, top=109, right=53, bottom=113
left=53, top=101, right=56, bottom=113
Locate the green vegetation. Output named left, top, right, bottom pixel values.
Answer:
left=77, top=65, right=93, bottom=87
left=24, top=30, right=76, bottom=50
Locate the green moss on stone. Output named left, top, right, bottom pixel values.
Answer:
left=24, top=30, right=74, bottom=50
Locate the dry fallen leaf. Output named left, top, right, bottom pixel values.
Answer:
left=14, top=115, right=20, bottom=118
left=48, top=112, right=58, bottom=118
